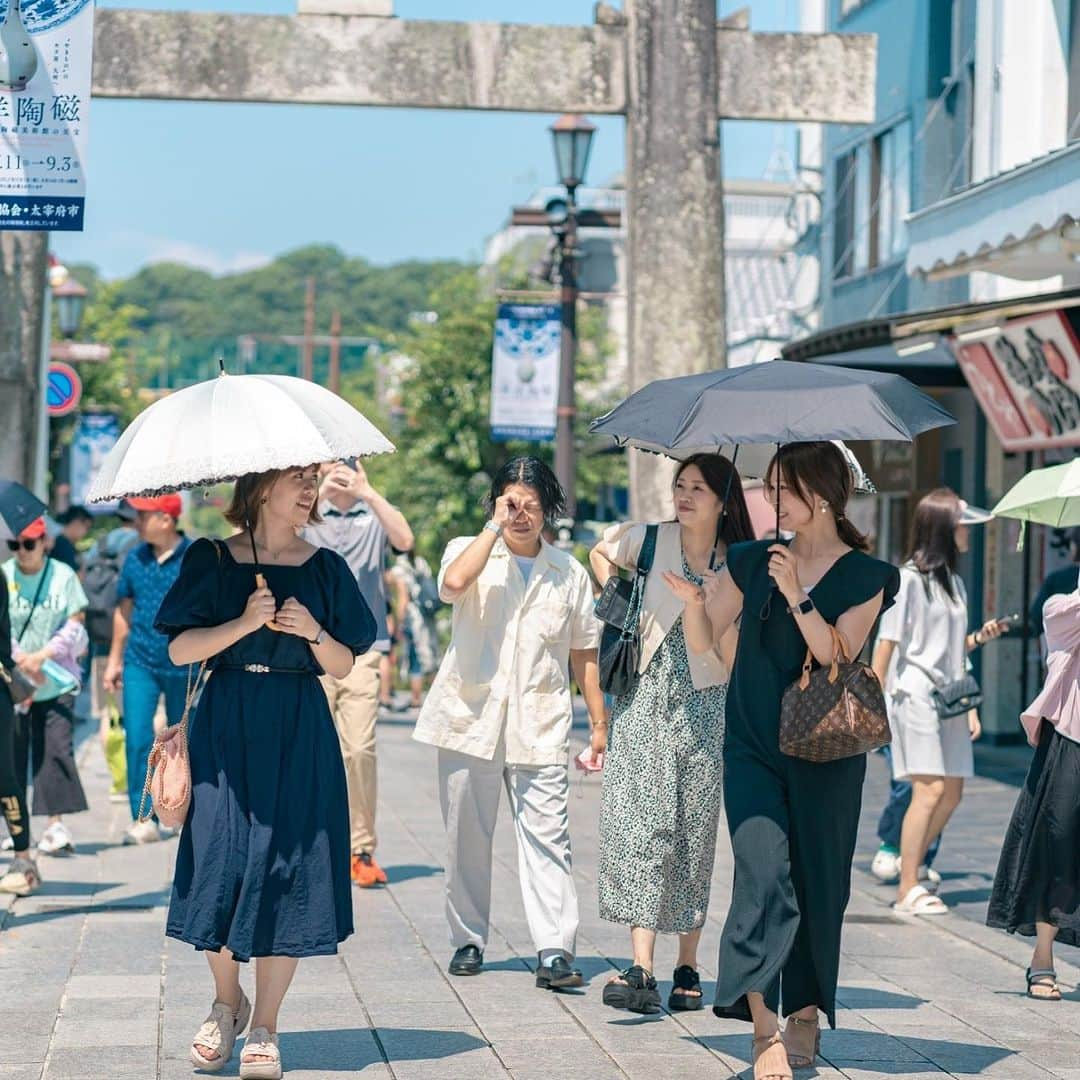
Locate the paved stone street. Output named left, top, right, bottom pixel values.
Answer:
left=2, top=708, right=1079, bottom=1080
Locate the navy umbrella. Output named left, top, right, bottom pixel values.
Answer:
left=589, top=359, right=956, bottom=455
left=0, top=480, right=47, bottom=542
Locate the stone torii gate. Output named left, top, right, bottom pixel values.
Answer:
left=0, top=1, right=875, bottom=516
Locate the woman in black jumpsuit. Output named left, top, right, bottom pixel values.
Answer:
left=666, top=442, right=898, bottom=1080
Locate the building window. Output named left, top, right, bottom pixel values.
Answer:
left=832, top=118, right=912, bottom=279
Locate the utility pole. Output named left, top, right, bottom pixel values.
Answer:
left=328, top=310, right=342, bottom=395
left=300, top=277, right=315, bottom=381
left=555, top=196, right=580, bottom=522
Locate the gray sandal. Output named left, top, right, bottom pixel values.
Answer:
left=1026, top=967, right=1061, bottom=1001
left=190, top=990, right=252, bottom=1072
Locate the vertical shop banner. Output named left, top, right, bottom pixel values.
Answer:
left=0, top=0, right=94, bottom=231
left=955, top=312, right=1080, bottom=452
left=490, top=303, right=561, bottom=442
left=69, top=412, right=120, bottom=510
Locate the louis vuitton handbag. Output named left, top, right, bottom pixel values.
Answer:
left=779, top=626, right=891, bottom=763
left=594, top=524, right=658, bottom=696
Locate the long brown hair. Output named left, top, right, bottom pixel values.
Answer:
left=225, top=467, right=322, bottom=532
left=906, top=487, right=961, bottom=600
left=674, top=453, right=755, bottom=548
left=767, top=441, right=870, bottom=552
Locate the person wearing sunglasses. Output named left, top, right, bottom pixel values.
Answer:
left=0, top=561, right=39, bottom=895
left=414, top=457, right=604, bottom=991
left=2, top=517, right=89, bottom=858
left=666, top=442, right=899, bottom=1080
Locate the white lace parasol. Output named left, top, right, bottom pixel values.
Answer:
left=87, top=372, right=395, bottom=502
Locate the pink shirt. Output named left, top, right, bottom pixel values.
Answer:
left=1022, top=589, right=1080, bottom=747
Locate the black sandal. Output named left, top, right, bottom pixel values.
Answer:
left=602, top=965, right=661, bottom=1014
left=668, top=964, right=704, bottom=1011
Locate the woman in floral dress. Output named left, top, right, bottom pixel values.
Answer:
left=589, top=454, right=754, bottom=1014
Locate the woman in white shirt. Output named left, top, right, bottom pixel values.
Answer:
left=871, top=489, right=1006, bottom=915
left=413, top=457, right=606, bottom=991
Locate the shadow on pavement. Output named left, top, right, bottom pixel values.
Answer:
left=835, top=986, right=926, bottom=1009
left=383, top=863, right=442, bottom=884
left=276, top=1026, right=488, bottom=1071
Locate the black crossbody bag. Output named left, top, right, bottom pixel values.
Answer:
left=594, top=525, right=658, bottom=696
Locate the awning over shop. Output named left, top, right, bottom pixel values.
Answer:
left=786, top=339, right=965, bottom=387
left=907, top=141, right=1080, bottom=282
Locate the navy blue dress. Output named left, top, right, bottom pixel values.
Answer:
left=155, top=539, right=376, bottom=962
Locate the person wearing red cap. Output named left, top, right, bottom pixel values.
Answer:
left=103, top=494, right=192, bottom=844
left=2, top=516, right=90, bottom=858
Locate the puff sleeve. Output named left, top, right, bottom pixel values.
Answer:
left=154, top=538, right=222, bottom=640
left=325, top=550, right=377, bottom=657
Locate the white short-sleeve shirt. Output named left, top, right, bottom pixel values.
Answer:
left=412, top=535, right=601, bottom=766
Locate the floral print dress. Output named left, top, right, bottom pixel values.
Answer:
left=598, top=553, right=727, bottom=933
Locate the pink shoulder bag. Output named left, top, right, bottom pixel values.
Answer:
left=137, top=660, right=207, bottom=829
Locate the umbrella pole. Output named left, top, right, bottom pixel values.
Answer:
left=775, top=443, right=782, bottom=540
left=248, top=522, right=281, bottom=631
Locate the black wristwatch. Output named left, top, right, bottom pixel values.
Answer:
left=788, top=595, right=814, bottom=616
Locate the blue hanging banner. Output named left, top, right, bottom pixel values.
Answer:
left=489, top=303, right=561, bottom=442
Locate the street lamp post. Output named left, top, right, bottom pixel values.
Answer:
left=548, top=113, right=595, bottom=529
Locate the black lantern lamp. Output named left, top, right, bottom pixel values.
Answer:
left=53, top=277, right=87, bottom=338
left=549, top=114, right=596, bottom=195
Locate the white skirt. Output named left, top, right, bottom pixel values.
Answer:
left=888, top=689, right=974, bottom=780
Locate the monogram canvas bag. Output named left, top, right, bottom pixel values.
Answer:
left=779, top=626, right=891, bottom=763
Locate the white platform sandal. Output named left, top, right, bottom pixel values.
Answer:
left=240, top=1026, right=282, bottom=1080
left=190, top=990, right=252, bottom=1071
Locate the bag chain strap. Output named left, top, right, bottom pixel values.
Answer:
left=136, top=660, right=207, bottom=823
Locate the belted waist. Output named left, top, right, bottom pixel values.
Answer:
left=214, top=664, right=312, bottom=676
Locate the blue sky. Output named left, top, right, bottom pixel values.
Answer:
left=55, top=0, right=800, bottom=278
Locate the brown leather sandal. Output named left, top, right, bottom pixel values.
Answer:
left=783, top=1014, right=820, bottom=1068
left=752, top=1032, right=793, bottom=1080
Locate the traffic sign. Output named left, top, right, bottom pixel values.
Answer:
left=46, top=362, right=83, bottom=417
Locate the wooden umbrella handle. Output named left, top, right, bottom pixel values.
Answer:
left=255, top=572, right=283, bottom=632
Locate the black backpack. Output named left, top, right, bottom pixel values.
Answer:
left=83, top=545, right=124, bottom=646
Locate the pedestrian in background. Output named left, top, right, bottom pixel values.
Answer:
left=987, top=585, right=1080, bottom=1001
left=669, top=441, right=898, bottom=1079
left=590, top=454, right=753, bottom=1015
left=102, top=494, right=192, bottom=845
left=388, top=548, right=439, bottom=710
left=51, top=506, right=93, bottom=572
left=157, top=465, right=375, bottom=1080
left=870, top=490, right=1006, bottom=915
left=304, top=458, right=414, bottom=888
left=3, top=517, right=89, bottom=858
left=414, top=457, right=605, bottom=992
left=82, top=501, right=141, bottom=803
left=0, top=564, right=39, bottom=896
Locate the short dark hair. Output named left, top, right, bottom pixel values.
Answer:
left=58, top=505, right=93, bottom=525
left=483, top=457, right=566, bottom=527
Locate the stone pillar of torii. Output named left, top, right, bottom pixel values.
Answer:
left=0, top=1, right=874, bottom=516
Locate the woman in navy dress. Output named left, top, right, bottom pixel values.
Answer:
left=156, top=464, right=374, bottom=1080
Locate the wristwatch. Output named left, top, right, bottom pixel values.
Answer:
left=483, top=520, right=503, bottom=537
left=788, top=596, right=814, bottom=616
left=308, top=626, right=327, bottom=646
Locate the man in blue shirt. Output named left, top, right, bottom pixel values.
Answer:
left=103, top=495, right=192, bottom=844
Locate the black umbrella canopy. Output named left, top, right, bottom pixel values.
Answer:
left=589, top=359, right=956, bottom=453
left=0, top=480, right=47, bottom=542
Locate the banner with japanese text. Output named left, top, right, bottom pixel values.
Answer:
left=0, top=0, right=94, bottom=231
left=490, top=303, right=561, bottom=442
left=68, top=412, right=120, bottom=511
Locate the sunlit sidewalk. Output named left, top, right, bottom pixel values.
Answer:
left=1, top=707, right=1079, bottom=1079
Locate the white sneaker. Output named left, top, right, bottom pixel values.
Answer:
left=870, top=847, right=900, bottom=883
left=123, top=820, right=162, bottom=845
left=37, top=822, right=74, bottom=856
left=1, top=835, right=15, bottom=852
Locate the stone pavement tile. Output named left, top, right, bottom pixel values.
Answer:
left=365, top=1000, right=480, bottom=1030
left=0, top=1066, right=40, bottom=1080
left=828, top=1064, right=947, bottom=1078
left=819, top=1029, right=930, bottom=1062
left=0, top=1036, right=51, bottom=1066
left=388, top=1045, right=508, bottom=1079
left=43, top=1044, right=158, bottom=1080
left=51, top=1002, right=160, bottom=1049
left=64, top=973, right=160, bottom=1000
left=491, top=1035, right=612, bottom=1072
left=587, top=1051, right=734, bottom=1079
left=0, top=1009, right=61, bottom=1038
left=994, top=1037, right=1080, bottom=1070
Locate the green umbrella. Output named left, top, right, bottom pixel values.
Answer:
left=992, top=460, right=1080, bottom=527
